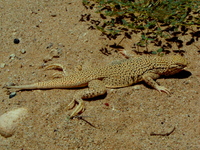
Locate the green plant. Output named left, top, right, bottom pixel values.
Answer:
left=82, top=0, right=200, bottom=53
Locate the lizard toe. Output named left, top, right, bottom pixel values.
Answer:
left=156, top=85, right=170, bottom=94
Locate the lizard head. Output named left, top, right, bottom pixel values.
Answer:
left=164, top=55, right=188, bottom=76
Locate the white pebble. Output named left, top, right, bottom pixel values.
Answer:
left=133, top=85, right=141, bottom=90
left=19, top=49, right=26, bottom=54
left=0, top=63, right=6, bottom=68
left=9, top=54, right=16, bottom=59
left=0, top=108, right=28, bottom=138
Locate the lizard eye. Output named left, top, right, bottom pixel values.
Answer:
left=171, top=63, right=186, bottom=69
left=177, top=63, right=187, bottom=68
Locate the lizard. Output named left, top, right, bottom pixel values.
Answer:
left=4, top=55, right=188, bottom=118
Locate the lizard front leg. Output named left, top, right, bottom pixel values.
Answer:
left=142, top=73, right=170, bottom=94
left=68, top=80, right=107, bottom=118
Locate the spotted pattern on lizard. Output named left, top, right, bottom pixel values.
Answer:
left=4, top=55, right=188, bottom=118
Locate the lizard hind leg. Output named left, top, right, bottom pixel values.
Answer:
left=68, top=80, right=107, bottom=118
left=45, top=64, right=67, bottom=78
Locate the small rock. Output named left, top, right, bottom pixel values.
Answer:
left=0, top=63, right=6, bottom=68
left=46, top=43, right=53, bottom=49
left=9, top=92, right=17, bottom=99
left=9, top=54, right=16, bottom=59
left=14, top=38, right=20, bottom=44
left=0, top=108, right=28, bottom=138
left=19, top=49, right=26, bottom=54
left=50, top=49, right=61, bottom=57
left=6, top=82, right=15, bottom=87
left=133, top=85, right=141, bottom=90
left=58, top=43, right=64, bottom=47
left=43, top=55, right=53, bottom=62
left=50, top=13, right=57, bottom=17
left=43, top=49, right=61, bottom=62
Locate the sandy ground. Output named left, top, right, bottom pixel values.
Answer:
left=0, top=0, right=200, bottom=149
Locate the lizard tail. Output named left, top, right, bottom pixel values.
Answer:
left=4, top=84, right=39, bottom=90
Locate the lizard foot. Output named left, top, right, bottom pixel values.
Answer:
left=45, top=63, right=64, bottom=70
left=67, top=99, right=85, bottom=119
left=45, top=64, right=67, bottom=78
left=155, top=85, right=170, bottom=94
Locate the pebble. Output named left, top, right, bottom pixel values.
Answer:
left=9, top=54, right=16, bottom=59
left=9, top=92, right=17, bottom=99
left=19, top=49, right=26, bottom=54
left=46, top=43, right=53, bottom=49
left=58, top=43, right=64, bottom=47
left=0, top=108, right=28, bottom=138
left=133, top=85, right=141, bottom=90
left=50, top=49, right=61, bottom=57
left=14, top=38, right=20, bottom=44
left=43, top=55, right=52, bottom=62
left=0, top=63, right=6, bottom=68
left=50, top=13, right=57, bottom=17
left=43, top=49, right=61, bottom=62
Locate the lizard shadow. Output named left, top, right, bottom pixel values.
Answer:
left=143, top=70, right=192, bottom=89
left=83, top=94, right=108, bottom=102
left=163, top=70, right=191, bottom=79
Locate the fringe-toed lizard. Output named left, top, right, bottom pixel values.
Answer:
left=4, top=55, right=188, bottom=118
